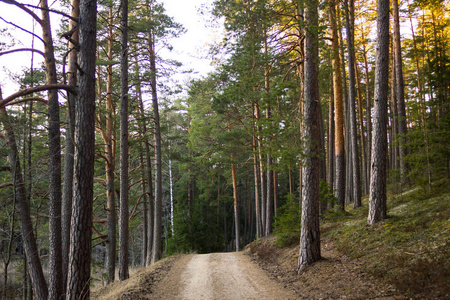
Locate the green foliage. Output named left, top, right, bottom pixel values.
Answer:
left=319, top=180, right=338, bottom=210
left=273, top=194, right=301, bottom=247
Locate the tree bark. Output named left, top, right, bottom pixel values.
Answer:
left=61, top=0, right=79, bottom=292
left=343, top=0, right=361, bottom=208
left=252, top=103, right=262, bottom=238
left=40, top=0, right=63, bottom=297
left=368, top=0, right=389, bottom=225
left=329, top=1, right=345, bottom=209
left=298, top=0, right=321, bottom=273
left=0, top=105, right=48, bottom=299
left=392, top=0, right=409, bottom=183
left=65, top=0, right=97, bottom=296
left=118, top=0, right=130, bottom=281
left=103, top=5, right=117, bottom=284
left=149, top=29, right=163, bottom=264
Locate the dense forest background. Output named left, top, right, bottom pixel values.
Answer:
left=0, top=0, right=449, bottom=298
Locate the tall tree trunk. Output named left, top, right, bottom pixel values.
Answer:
left=104, top=6, right=117, bottom=284
left=40, top=0, right=63, bottom=297
left=343, top=0, right=361, bottom=208
left=66, top=0, right=97, bottom=296
left=140, top=152, right=148, bottom=266
left=252, top=104, right=262, bottom=238
left=1, top=196, right=15, bottom=300
left=368, top=0, right=389, bottom=225
left=118, top=0, right=130, bottom=281
left=149, top=29, right=163, bottom=264
left=362, top=42, right=372, bottom=194
left=298, top=0, right=321, bottom=273
left=255, top=103, right=266, bottom=235
left=62, top=0, right=79, bottom=292
left=328, top=92, right=335, bottom=207
left=329, top=1, right=345, bottom=209
left=231, top=162, right=240, bottom=251
left=135, top=61, right=148, bottom=267
left=355, top=66, right=367, bottom=195
left=1, top=105, right=48, bottom=299
left=392, top=0, right=409, bottom=183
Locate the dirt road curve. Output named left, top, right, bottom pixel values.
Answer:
left=153, top=252, right=297, bottom=300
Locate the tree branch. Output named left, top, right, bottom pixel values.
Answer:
left=0, top=84, right=77, bottom=108
left=0, top=16, right=44, bottom=43
left=6, top=97, right=48, bottom=107
left=0, top=48, right=45, bottom=57
left=0, top=0, right=42, bottom=24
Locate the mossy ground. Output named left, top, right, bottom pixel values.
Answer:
left=250, top=179, right=450, bottom=299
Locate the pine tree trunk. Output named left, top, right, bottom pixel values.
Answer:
left=343, top=0, right=361, bottom=208
left=66, top=0, right=97, bottom=296
left=330, top=1, right=345, bottom=209
left=61, top=0, right=79, bottom=292
left=40, top=0, right=63, bottom=297
left=118, top=0, right=130, bottom=281
left=298, top=0, right=321, bottom=273
left=392, top=0, right=409, bottom=183
left=328, top=93, right=335, bottom=208
left=355, top=67, right=367, bottom=195
left=363, top=43, right=372, bottom=194
left=104, top=6, right=116, bottom=283
left=252, top=104, right=262, bottom=238
left=149, top=29, right=163, bottom=264
left=1, top=106, right=48, bottom=300
left=368, top=0, right=389, bottom=225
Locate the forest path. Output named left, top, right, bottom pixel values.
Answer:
left=152, top=252, right=297, bottom=299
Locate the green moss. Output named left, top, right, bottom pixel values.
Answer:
left=322, top=182, right=450, bottom=298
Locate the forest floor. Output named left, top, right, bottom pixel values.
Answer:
left=92, top=183, right=449, bottom=299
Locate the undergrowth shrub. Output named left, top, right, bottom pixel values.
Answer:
left=273, top=194, right=301, bottom=247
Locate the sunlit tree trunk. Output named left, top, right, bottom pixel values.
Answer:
left=330, top=1, right=345, bottom=209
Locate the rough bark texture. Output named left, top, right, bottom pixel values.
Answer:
left=298, top=0, right=321, bottom=273
left=65, top=0, right=97, bottom=296
left=343, top=0, right=361, bottom=208
left=328, top=93, right=335, bottom=206
left=330, top=2, right=345, bottom=209
left=363, top=43, right=372, bottom=193
left=1, top=106, right=48, bottom=300
left=392, top=0, right=409, bottom=182
left=149, top=30, right=163, bottom=264
left=145, top=137, right=154, bottom=266
left=40, top=1, right=63, bottom=297
left=104, top=5, right=116, bottom=283
left=118, top=0, right=130, bottom=281
left=252, top=104, right=262, bottom=238
left=231, top=157, right=240, bottom=251
left=61, top=0, right=79, bottom=292
left=368, top=0, right=389, bottom=225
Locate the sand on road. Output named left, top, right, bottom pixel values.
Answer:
left=152, top=252, right=297, bottom=300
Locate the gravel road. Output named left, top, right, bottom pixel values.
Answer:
left=152, top=252, right=297, bottom=300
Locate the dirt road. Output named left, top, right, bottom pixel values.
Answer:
left=152, top=252, right=297, bottom=300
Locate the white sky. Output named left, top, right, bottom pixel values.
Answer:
left=0, top=0, right=221, bottom=98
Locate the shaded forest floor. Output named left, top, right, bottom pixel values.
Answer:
left=248, top=180, right=450, bottom=299
left=93, top=182, right=449, bottom=299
